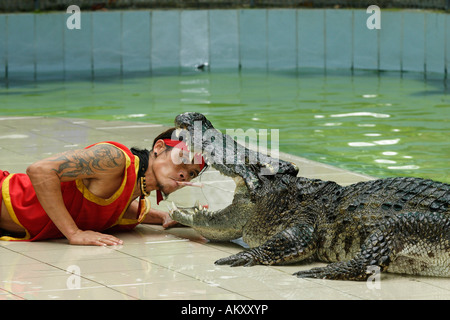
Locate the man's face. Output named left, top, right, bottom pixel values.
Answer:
left=152, top=146, right=202, bottom=196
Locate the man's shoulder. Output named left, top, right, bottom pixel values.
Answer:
left=87, top=141, right=130, bottom=153
left=87, top=143, right=128, bottom=170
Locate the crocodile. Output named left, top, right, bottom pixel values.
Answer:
left=169, top=112, right=450, bottom=280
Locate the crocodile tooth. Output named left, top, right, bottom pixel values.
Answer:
left=171, top=201, right=178, bottom=211
left=175, top=128, right=182, bottom=138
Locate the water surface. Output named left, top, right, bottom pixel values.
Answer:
left=1, top=69, right=449, bottom=183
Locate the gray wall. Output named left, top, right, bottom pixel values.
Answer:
left=0, top=9, right=448, bottom=80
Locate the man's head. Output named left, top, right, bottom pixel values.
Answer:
left=149, top=128, right=207, bottom=202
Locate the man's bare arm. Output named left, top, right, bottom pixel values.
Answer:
left=27, top=144, right=125, bottom=246
left=49, top=144, right=124, bottom=180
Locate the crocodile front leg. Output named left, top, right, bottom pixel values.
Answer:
left=215, top=223, right=317, bottom=266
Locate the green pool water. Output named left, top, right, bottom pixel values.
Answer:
left=1, top=69, right=449, bottom=183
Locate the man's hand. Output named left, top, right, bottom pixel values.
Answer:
left=142, top=208, right=179, bottom=228
left=68, top=229, right=123, bottom=246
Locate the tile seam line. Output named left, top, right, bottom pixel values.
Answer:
left=0, top=284, right=24, bottom=299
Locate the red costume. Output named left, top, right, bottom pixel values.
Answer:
left=0, top=141, right=147, bottom=241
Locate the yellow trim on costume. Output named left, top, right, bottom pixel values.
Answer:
left=138, top=197, right=151, bottom=222
left=75, top=142, right=132, bottom=206
left=109, top=154, right=152, bottom=228
left=115, top=197, right=150, bottom=226
left=117, top=218, right=139, bottom=226
left=0, top=174, right=31, bottom=241
left=142, top=197, right=151, bottom=216
left=108, top=154, right=141, bottom=228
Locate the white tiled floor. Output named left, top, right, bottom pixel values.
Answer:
left=0, top=117, right=449, bottom=300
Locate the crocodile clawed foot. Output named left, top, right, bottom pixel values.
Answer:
left=215, top=251, right=259, bottom=267
left=293, top=261, right=371, bottom=281
left=293, top=267, right=330, bottom=279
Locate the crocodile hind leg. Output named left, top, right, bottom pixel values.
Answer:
left=215, top=224, right=317, bottom=266
left=294, top=212, right=450, bottom=280
left=294, top=230, right=394, bottom=280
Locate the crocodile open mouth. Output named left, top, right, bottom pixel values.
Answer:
left=172, top=111, right=299, bottom=193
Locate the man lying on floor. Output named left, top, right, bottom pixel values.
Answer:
left=0, top=127, right=206, bottom=246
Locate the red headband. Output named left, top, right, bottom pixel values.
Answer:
left=162, top=139, right=205, bottom=171
left=156, top=139, right=205, bottom=204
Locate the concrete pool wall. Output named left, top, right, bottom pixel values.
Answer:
left=0, top=8, right=448, bottom=80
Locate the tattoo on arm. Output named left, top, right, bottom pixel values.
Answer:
left=51, top=145, right=124, bottom=178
